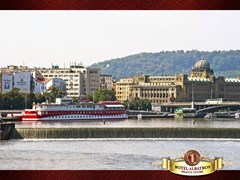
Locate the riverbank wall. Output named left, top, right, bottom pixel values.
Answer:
left=0, top=123, right=15, bottom=140
left=10, top=127, right=240, bottom=139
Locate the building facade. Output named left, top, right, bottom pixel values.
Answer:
left=0, top=66, right=66, bottom=95
left=115, top=78, right=134, bottom=102
left=38, top=65, right=100, bottom=97
left=0, top=69, right=31, bottom=94
left=116, top=59, right=240, bottom=103
left=100, top=75, right=113, bottom=90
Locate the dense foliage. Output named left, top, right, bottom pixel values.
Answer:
left=90, top=50, right=240, bottom=79
left=0, top=86, right=64, bottom=110
left=88, top=89, right=116, bottom=103
left=123, top=99, right=152, bottom=111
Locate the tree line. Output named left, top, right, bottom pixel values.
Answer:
left=0, top=86, right=64, bottom=110
left=0, top=87, right=151, bottom=111
left=91, top=50, right=240, bottom=79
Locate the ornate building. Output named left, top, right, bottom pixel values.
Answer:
left=190, top=59, right=214, bottom=79
left=116, top=59, right=240, bottom=103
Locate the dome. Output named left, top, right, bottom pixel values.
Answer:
left=192, top=60, right=210, bottom=71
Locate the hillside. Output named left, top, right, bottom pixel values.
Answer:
left=90, top=50, right=240, bottom=80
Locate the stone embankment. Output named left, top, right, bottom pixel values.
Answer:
left=10, top=127, right=240, bottom=139
left=0, top=123, right=15, bottom=140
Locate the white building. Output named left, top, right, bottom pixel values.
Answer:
left=33, top=78, right=46, bottom=93
left=13, top=71, right=31, bottom=93
left=0, top=67, right=66, bottom=95
left=45, top=78, right=66, bottom=92
left=33, top=78, right=66, bottom=94
left=0, top=70, right=31, bottom=94
left=38, top=64, right=100, bottom=97
left=1, top=72, right=13, bottom=94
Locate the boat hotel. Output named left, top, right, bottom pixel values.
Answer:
left=21, top=98, right=128, bottom=121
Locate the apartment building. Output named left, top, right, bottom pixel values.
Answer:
left=38, top=64, right=100, bottom=97
left=100, top=75, right=113, bottom=90
left=115, top=78, right=134, bottom=102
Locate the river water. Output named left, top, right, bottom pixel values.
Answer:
left=1, top=118, right=240, bottom=170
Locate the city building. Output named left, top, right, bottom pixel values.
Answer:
left=33, top=77, right=66, bottom=94
left=38, top=64, right=100, bottom=97
left=115, top=59, right=240, bottom=103
left=115, top=78, right=134, bottom=102
left=0, top=69, right=31, bottom=94
left=127, top=74, right=185, bottom=103
left=100, top=75, right=113, bottom=90
left=0, top=66, right=66, bottom=95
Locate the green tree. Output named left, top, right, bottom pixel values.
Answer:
left=44, top=86, right=65, bottom=103
left=0, top=93, right=3, bottom=109
left=90, top=50, right=240, bottom=79
left=35, top=93, right=46, bottom=104
left=72, top=97, right=79, bottom=103
left=24, top=92, right=37, bottom=108
left=123, top=99, right=152, bottom=111
left=90, top=89, right=116, bottom=103
left=3, top=88, right=25, bottom=109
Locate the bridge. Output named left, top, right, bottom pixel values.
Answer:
left=153, top=101, right=240, bottom=113
left=0, top=110, right=23, bottom=117
left=196, top=105, right=240, bottom=113
left=0, top=110, right=23, bottom=113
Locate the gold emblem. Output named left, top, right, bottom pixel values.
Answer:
left=184, top=150, right=201, bottom=166
left=161, top=150, right=223, bottom=176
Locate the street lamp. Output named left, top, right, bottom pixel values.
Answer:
left=191, top=83, right=195, bottom=109
left=211, top=83, right=213, bottom=99
left=25, top=94, right=28, bottom=108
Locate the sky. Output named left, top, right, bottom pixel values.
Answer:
left=0, top=11, right=240, bottom=68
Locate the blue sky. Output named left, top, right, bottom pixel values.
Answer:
left=0, top=11, right=239, bottom=68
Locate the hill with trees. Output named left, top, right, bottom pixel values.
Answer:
left=90, top=50, right=240, bottom=79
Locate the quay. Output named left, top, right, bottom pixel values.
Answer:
left=10, top=127, right=240, bottom=139
left=0, top=123, right=15, bottom=140
left=128, top=114, right=174, bottom=119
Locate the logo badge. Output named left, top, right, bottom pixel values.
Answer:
left=161, top=150, right=223, bottom=176
left=184, top=150, right=201, bottom=166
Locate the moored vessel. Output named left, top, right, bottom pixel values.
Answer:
left=21, top=98, right=128, bottom=121
left=204, top=113, right=217, bottom=119
left=174, top=108, right=196, bottom=118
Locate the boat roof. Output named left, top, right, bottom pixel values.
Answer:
left=98, top=101, right=121, bottom=105
left=105, top=104, right=124, bottom=108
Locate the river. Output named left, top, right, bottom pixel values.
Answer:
left=1, top=118, right=240, bottom=170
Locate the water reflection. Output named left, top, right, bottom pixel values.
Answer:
left=15, top=118, right=240, bottom=129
